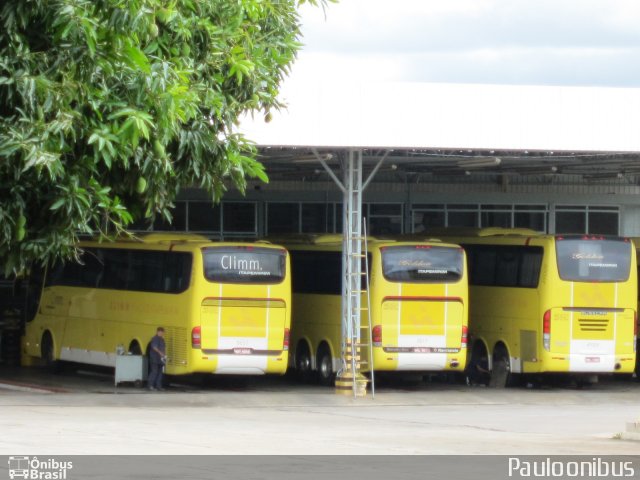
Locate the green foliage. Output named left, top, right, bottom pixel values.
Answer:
left=0, top=0, right=327, bottom=274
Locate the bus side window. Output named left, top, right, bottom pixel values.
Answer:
left=101, top=249, right=130, bottom=290
left=161, top=252, right=192, bottom=294
left=495, top=248, right=519, bottom=287
left=519, top=248, right=543, bottom=288
left=291, top=251, right=341, bottom=295
left=130, top=251, right=163, bottom=292
left=473, top=248, right=497, bottom=286
left=45, top=262, right=64, bottom=287
left=81, top=249, right=103, bottom=288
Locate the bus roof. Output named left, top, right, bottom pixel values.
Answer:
left=423, top=227, right=541, bottom=238
left=266, top=234, right=390, bottom=246
left=269, top=234, right=462, bottom=250
left=83, top=233, right=212, bottom=244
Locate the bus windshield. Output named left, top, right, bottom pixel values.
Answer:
left=203, top=246, right=286, bottom=284
left=555, top=237, right=631, bottom=282
left=381, top=245, right=464, bottom=283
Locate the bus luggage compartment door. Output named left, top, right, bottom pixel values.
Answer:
left=200, top=298, right=286, bottom=374
left=551, top=307, right=632, bottom=372
left=380, top=297, right=464, bottom=371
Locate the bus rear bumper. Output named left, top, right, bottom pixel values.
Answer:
left=533, top=353, right=635, bottom=374
left=373, top=349, right=465, bottom=372
left=192, top=351, right=288, bottom=375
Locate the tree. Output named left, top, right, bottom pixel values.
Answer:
left=0, top=0, right=325, bottom=274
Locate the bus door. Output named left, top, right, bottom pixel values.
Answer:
left=200, top=247, right=287, bottom=374
left=553, top=237, right=635, bottom=372
left=378, top=245, right=466, bottom=371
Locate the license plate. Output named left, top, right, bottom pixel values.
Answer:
left=233, top=348, right=253, bottom=355
left=233, top=348, right=252, bottom=355
left=585, top=357, right=601, bottom=363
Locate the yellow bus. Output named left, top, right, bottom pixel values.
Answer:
left=279, top=235, right=468, bottom=385
left=426, top=228, right=637, bottom=387
left=629, top=238, right=640, bottom=380
left=23, top=234, right=292, bottom=376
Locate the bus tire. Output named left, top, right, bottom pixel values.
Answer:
left=465, top=342, right=490, bottom=386
left=490, top=345, right=517, bottom=388
left=576, top=375, right=598, bottom=389
left=316, top=344, right=334, bottom=386
left=294, top=341, right=312, bottom=383
left=41, top=332, right=61, bottom=373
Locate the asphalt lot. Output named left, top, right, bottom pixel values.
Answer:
left=0, top=366, right=639, bottom=455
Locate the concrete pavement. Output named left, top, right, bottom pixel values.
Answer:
left=0, top=367, right=638, bottom=454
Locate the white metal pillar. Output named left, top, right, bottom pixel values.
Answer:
left=341, top=149, right=363, bottom=382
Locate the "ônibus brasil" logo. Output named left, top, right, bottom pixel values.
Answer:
left=8, top=456, right=73, bottom=480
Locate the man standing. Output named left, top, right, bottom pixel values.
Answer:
left=147, top=327, right=166, bottom=391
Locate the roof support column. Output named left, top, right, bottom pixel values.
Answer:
left=311, top=148, right=389, bottom=397
left=336, top=149, right=366, bottom=396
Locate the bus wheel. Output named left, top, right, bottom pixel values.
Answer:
left=490, top=346, right=513, bottom=388
left=576, top=375, right=598, bottom=389
left=317, top=345, right=334, bottom=386
left=465, top=342, right=490, bottom=386
left=294, top=342, right=312, bottom=383
left=41, top=332, right=61, bottom=373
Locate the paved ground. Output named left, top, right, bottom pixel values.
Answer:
left=0, top=366, right=639, bottom=455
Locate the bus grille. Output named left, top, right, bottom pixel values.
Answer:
left=166, top=327, right=188, bottom=366
left=577, top=318, right=609, bottom=332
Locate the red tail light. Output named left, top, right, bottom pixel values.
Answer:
left=191, top=326, right=201, bottom=349
left=461, top=325, right=468, bottom=348
left=283, top=328, right=290, bottom=351
left=543, top=310, right=551, bottom=351
left=372, top=325, right=382, bottom=346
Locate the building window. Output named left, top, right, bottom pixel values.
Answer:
left=480, top=205, right=511, bottom=228
left=266, top=203, right=300, bottom=234
left=514, top=205, right=546, bottom=232
left=588, top=210, right=618, bottom=235
left=223, top=202, right=257, bottom=235
left=555, top=210, right=586, bottom=235
left=555, top=206, right=618, bottom=235
left=411, top=204, right=445, bottom=232
left=188, top=202, right=220, bottom=232
left=448, top=205, right=479, bottom=228
left=412, top=204, right=547, bottom=233
left=366, top=203, right=403, bottom=235
left=301, top=203, right=329, bottom=233
left=334, top=203, right=343, bottom=233
left=153, top=201, right=187, bottom=231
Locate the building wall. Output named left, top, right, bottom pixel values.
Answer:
left=161, top=178, right=638, bottom=238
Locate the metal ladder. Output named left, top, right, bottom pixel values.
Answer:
left=344, top=216, right=375, bottom=398
left=359, top=220, right=375, bottom=397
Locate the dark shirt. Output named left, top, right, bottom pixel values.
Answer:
left=149, top=335, right=166, bottom=365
